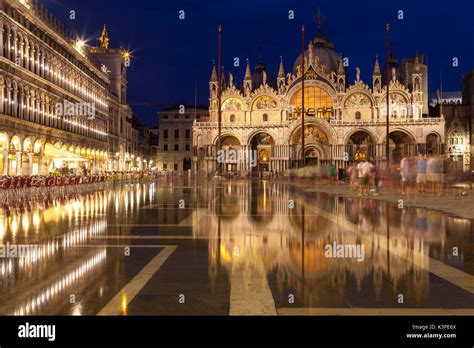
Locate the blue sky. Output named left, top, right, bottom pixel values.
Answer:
left=45, top=0, right=474, bottom=126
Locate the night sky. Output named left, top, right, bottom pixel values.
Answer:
left=45, top=0, right=474, bottom=126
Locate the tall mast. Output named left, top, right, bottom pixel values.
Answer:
left=385, top=24, right=391, bottom=167
left=217, top=24, right=222, bottom=175
left=301, top=24, right=305, bottom=167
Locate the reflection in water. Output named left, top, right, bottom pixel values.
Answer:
left=198, top=181, right=472, bottom=308
left=0, top=182, right=158, bottom=315
left=0, top=179, right=471, bottom=314
left=12, top=250, right=107, bottom=316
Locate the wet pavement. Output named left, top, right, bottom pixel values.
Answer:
left=0, top=178, right=473, bottom=315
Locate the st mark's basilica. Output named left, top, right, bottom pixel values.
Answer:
left=192, top=20, right=447, bottom=175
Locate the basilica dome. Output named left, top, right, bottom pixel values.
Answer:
left=293, top=36, right=342, bottom=74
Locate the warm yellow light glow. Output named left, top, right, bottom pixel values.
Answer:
left=121, top=294, right=128, bottom=315
left=75, top=40, right=86, bottom=51
left=290, top=85, right=333, bottom=119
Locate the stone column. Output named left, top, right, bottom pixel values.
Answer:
left=0, top=21, right=4, bottom=57
left=35, top=154, right=42, bottom=175
left=2, top=149, right=8, bottom=175
left=41, top=54, right=45, bottom=78
left=6, top=29, right=11, bottom=60
left=24, top=44, right=30, bottom=71
left=15, top=151, right=22, bottom=175
left=27, top=153, right=33, bottom=175
left=0, top=79, right=4, bottom=115
left=30, top=46, right=35, bottom=74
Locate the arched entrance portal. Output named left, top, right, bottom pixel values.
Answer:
left=426, top=133, right=440, bottom=155
left=219, top=135, right=241, bottom=173
left=249, top=132, right=275, bottom=172
left=347, top=131, right=375, bottom=162
left=291, top=124, right=329, bottom=166
left=389, top=131, right=415, bottom=163
left=304, top=147, right=320, bottom=166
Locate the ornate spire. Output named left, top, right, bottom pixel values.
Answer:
left=373, top=53, right=381, bottom=76
left=278, top=56, right=285, bottom=78
left=315, top=7, right=326, bottom=37
left=337, top=60, right=345, bottom=75
left=210, top=61, right=217, bottom=82
left=98, top=24, right=109, bottom=49
left=244, top=59, right=252, bottom=80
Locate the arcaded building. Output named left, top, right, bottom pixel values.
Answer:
left=193, top=28, right=445, bottom=175
left=0, top=0, right=134, bottom=175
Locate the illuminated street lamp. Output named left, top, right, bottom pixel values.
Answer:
left=75, top=39, right=86, bottom=55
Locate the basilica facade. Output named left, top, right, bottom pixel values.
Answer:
left=193, top=31, right=445, bottom=175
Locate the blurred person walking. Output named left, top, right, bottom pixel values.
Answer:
left=328, top=163, right=335, bottom=184
left=368, top=162, right=379, bottom=196
left=359, top=159, right=373, bottom=196
left=400, top=154, right=411, bottom=195
left=348, top=163, right=358, bottom=191
left=416, top=153, right=427, bottom=193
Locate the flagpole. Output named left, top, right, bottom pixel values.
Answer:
left=440, top=70, right=443, bottom=117
left=385, top=23, right=390, bottom=169
left=301, top=24, right=305, bottom=168
left=217, top=24, right=222, bottom=176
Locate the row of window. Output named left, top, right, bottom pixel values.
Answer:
left=0, top=75, right=107, bottom=140
left=449, top=136, right=464, bottom=145
left=1, top=16, right=108, bottom=113
left=226, top=109, right=412, bottom=122
left=163, top=144, right=191, bottom=151
left=162, top=114, right=192, bottom=120
left=4, top=5, right=106, bottom=85
left=162, top=163, right=179, bottom=170
left=229, top=114, right=269, bottom=122
left=162, top=129, right=191, bottom=139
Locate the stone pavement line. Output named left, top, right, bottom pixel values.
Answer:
left=278, top=308, right=474, bottom=316
left=229, top=258, right=277, bottom=316
left=97, top=245, right=177, bottom=316
left=293, top=196, right=474, bottom=295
